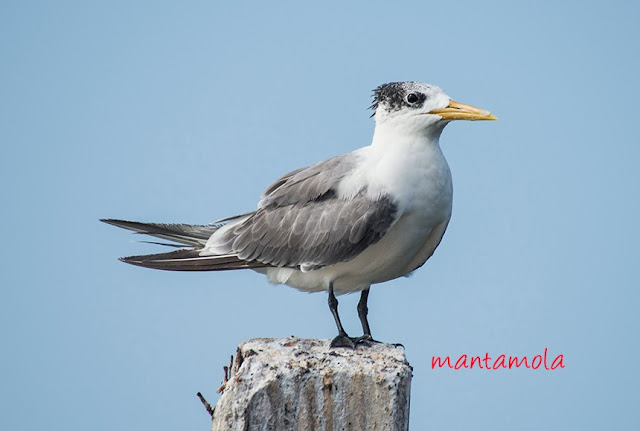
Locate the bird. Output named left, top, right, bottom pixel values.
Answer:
left=102, top=81, right=497, bottom=348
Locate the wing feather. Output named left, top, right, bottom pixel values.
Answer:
left=118, top=150, right=402, bottom=272
left=209, top=191, right=398, bottom=270
left=259, top=154, right=359, bottom=207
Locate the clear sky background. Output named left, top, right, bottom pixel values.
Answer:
left=1, top=1, right=639, bottom=430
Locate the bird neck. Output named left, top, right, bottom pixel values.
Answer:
left=366, top=120, right=450, bottom=198
left=370, top=120, right=446, bottom=154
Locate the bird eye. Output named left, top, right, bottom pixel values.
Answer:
left=407, top=93, right=420, bottom=104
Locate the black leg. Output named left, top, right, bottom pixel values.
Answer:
left=328, top=282, right=354, bottom=348
left=357, top=288, right=372, bottom=338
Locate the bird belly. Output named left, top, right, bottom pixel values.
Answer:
left=264, top=210, right=450, bottom=295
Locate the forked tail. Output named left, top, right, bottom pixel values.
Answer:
left=101, top=219, right=268, bottom=271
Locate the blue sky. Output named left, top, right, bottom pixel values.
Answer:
left=1, top=1, right=639, bottom=430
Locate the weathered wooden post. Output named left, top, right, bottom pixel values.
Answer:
left=207, top=337, right=412, bottom=431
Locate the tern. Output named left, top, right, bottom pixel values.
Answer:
left=102, top=81, right=496, bottom=348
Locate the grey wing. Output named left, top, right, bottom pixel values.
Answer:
left=210, top=153, right=399, bottom=270
left=258, top=153, right=360, bottom=208
left=216, top=192, right=397, bottom=270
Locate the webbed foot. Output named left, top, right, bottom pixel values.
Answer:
left=330, top=334, right=356, bottom=349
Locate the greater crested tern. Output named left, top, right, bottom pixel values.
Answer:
left=102, top=81, right=497, bottom=348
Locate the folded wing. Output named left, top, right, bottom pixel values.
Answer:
left=205, top=153, right=399, bottom=271
left=106, top=152, right=399, bottom=272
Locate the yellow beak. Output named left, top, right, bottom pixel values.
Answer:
left=428, top=100, right=498, bottom=121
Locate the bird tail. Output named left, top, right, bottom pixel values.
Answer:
left=119, top=249, right=268, bottom=271
left=101, top=218, right=269, bottom=271
left=100, top=219, right=219, bottom=247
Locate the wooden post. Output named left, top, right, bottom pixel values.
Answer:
left=209, top=338, right=412, bottom=431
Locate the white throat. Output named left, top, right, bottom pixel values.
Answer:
left=335, top=119, right=452, bottom=216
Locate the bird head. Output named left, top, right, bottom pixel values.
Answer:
left=371, top=81, right=497, bottom=135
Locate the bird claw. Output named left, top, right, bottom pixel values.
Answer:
left=330, top=334, right=356, bottom=349
left=352, top=334, right=378, bottom=346
left=330, top=334, right=384, bottom=349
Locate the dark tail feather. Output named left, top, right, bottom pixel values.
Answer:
left=102, top=218, right=268, bottom=271
left=101, top=219, right=219, bottom=247
left=120, top=249, right=269, bottom=271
